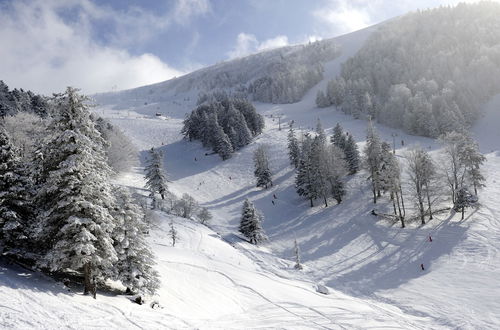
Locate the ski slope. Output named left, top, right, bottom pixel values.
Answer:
left=91, top=24, right=500, bottom=329
left=2, top=24, right=500, bottom=329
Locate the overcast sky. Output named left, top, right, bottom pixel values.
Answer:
left=0, top=0, right=490, bottom=95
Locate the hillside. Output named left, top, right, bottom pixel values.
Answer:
left=2, top=4, right=500, bottom=329
left=90, top=16, right=500, bottom=328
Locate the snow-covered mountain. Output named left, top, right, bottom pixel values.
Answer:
left=3, top=3, right=500, bottom=329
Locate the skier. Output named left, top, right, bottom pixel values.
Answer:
left=229, top=176, right=232, bottom=180
left=420, top=263, right=425, bottom=271
left=194, top=157, right=197, bottom=161
left=272, top=200, right=275, bottom=205
left=273, top=194, right=277, bottom=199
left=429, top=235, right=433, bottom=242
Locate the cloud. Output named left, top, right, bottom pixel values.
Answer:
left=173, top=0, right=211, bottom=25
left=227, top=33, right=290, bottom=59
left=312, top=0, right=493, bottom=38
left=0, top=0, right=185, bottom=95
left=313, top=0, right=372, bottom=36
left=257, top=35, right=289, bottom=51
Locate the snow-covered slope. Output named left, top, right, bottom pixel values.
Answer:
left=90, top=23, right=500, bottom=329
left=3, top=23, right=500, bottom=329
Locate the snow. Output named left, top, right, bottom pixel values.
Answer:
left=3, top=24, right=500, bottom=329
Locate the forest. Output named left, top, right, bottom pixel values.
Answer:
left=316, top=2, right=500, bottom=137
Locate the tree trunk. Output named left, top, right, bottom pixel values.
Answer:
left=461, top=206, right=465, bottom=220
left=399, top=183, right=406, bottom=217
left=83, top=262, right=92, bottom=296
left=395, top=190, right=404, bottom=228
left=310, top=198, right=314, bottom=207
left=372, top=187, right=377, bottom=204
left=323, top=196, right=328, bottom=207
left=425, top=183, right=433, bottom=220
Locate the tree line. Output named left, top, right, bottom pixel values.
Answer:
left=0, top=88, right=159, bottom=299
left=316, top=2, right=500, bottom=138
left=0, top=80, right=49, bottom=118
left=182, top=93, right=264, bottom=160
left=363, top=122, right=484, bottom=227
left=288, top=120, right=360, bottom=207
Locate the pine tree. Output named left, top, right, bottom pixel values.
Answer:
left=0, top=127, right=33, bottom=255
left=144, top=148, right=168, bottom=201
left=459, top=138, right=486, bottom=196
left=111, top=186, right=160, bottom=295
left=35, top=87, right=117, bottom=297
left=287, top=122, right=300, bottom=168
left=295, top=134, right=319, bottom=207
left=455, top=187, right=474, bottom=220
left=331, top=123, right=347, bottom=151
left=213, top=122, right=234, bottom=160
left=344, top=134, right=360, bottom=174
left=253, top=145, right=273, bottom=188
left=239, top=199, right=267, bottom=245
left=293, top=239, right=303, bottom=270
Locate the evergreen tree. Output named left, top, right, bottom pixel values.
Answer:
left=315, top=90, right=329, bottom=108
left=331, top=123, right=347, bottom=151
left=344, top=134, right=360, bottom=174
left=0, top=127, right=32, bottom=255
left=295, top=134, right=319, bottom=207
left=287, top=122, right=300, bottom=168
left=239, top=199, right=267, bottom=244
left=455, top=187, right=474, bottom=220
left=253, top=145, right=273, bottom=189
left=111, top=186, right=160, bottom=295
left=35, top=87, right=117, bottom=297
left=459, top=138, right=486, bottom=196
left=213, top=122, right=234, bottom=160
left=144, top=148, right=168, bottom=201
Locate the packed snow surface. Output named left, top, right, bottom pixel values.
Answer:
left=2, top=25, right=500, bottom=329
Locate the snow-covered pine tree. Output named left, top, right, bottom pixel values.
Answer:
left=35, top=87, right=117, bottom=297
left=111, top=186, right=160, bottom=296
left=239, top=199, right=267, bottom=245
left=363, top=121, right=383, bottom=203
left=459, top=137, right=486, bottom=196
left=213, top=121, right=234, bottom=160
left=231, top=107, right=253, bottom=149
left=331, top=123, right=347, bottom=151
left=144, top=148, right=168, bottom=202
left=344, top=134, right=360, bottom=174
left=287, top=122, right=300, bottom=168
left=315, top=90, right=329, bottom=108
left=169, top=220, right=178, bottom=246
left=295, top=134, right=319, bottom=207
left=326, top=144, right=348, bottom=204
left=454, top=187, right=474, bottom=220
left=253, top=144, right=273, bottom=189
left=0, top=127, right=33, bottom=256
left=293, top=238, right=303, bottom=270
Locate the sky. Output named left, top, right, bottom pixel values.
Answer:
left=0, top=0, right=491, bottom=95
